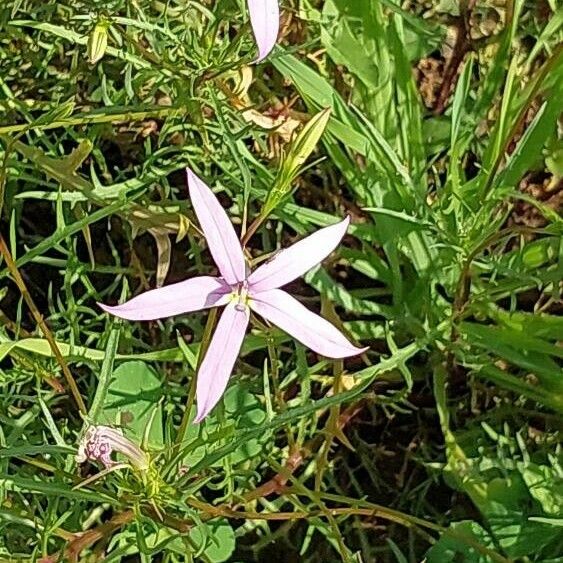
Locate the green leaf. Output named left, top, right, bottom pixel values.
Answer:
left=497, top=94, right=563, bottom=189
left=99, top=361, right=164, bottom=447
left=147, top=519, right=235, bottom=562
left=426, top=521, right=494, bottom=563
left=462, top=322, right=563, bottom=394
left=0, top=445, right=74, bottom=457
left=271, top=50, right=413, bottom=188
left=474, top=364, right=563, bottom=413
left=0, top=333, right=287, bottom=363
left=0, top=475, right=114, bottom=503
left=484, top=476, right=561, bottom=559
left=183, top=384, right=268, bottom=467
left=518, top=462, right=563, bottom=517
left=189, top=519, right=235, bottom=563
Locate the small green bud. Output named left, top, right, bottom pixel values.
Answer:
left=263, top=107, right=331, bottom=217
left=283, top=107, right=332, bottom=177
left=87, top=19, right=110, bottom=64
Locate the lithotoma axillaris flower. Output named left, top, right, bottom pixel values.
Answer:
left=100, top=169, right=367, bottom=421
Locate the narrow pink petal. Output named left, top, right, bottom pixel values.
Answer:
left=248, top=217, right=350, bottom=293
left=247, top=0, right=280, bottom=62
left=194, top=301, right=250, bottom=422
left=99, top=276, right=230, bottom=321
left=249, top=289, right=367, bottom=358
left=187, top=169, right=246, bottom=285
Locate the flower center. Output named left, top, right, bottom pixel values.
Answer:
left=234, top=280, right=249, bottom=312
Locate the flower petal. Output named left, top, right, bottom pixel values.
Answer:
left=194, top=301, right=250, bottom=422
left=248, top=217, right=350, bottom=293
left=247, top=0, right=279, bottom=62
left=249, top=289, right=367, bottom=358
left=187, top=169, right=246, bottom=285
left=99, top=276, right=230, bottom=321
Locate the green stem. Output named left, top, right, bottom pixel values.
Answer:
left=88, top=321, right=121, bottom=424
left=175, top=308, right=218, bottom=446
left=0, top=106, right=186, bottom=135
left=240, top=214, right=265, bottom=248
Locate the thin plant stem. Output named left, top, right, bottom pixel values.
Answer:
left=88, top=320, right=121, bottom=424
left=188, top=499, right=510, bottom=563
left=266, top=330, right=295, bottom=450
left=240, top=214, right=264, bottom=247
left=175, top=307, right=218, bottom=446
left=0, top=106, right=187, bottom=135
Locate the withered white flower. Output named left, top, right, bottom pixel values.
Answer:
left=76, top=425, right=149, bottom=471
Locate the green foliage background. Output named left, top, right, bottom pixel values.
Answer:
left=0, top=0, right=561, bottom=561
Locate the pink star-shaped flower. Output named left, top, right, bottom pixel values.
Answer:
left=100, top=169, right=367, bottom=421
